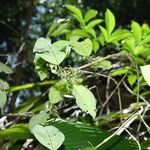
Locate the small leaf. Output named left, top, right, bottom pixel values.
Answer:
left=0, top=79, right=9, bottom=90
left=49, top=87, right=62, bottom=104
left=51, top=23, right=69, bottom=37
left=134, top=45, right=149, bottom=56
left=29, top=112, right=49, bottom=133
left=49, top=80, right=67, bottom=104
left=84, top=9, right=98, bottom=23
left=33, top=37, right=52, bottom=53
left=71, top=29, right=89, bottom=37
left=131, top=21, right=142, bottom=43
left=127, top=74, right=136, bottom=86
left=92, top=39, right=99, bottom=53
left=47, top=23, right=59, bottom=36
left=0, top=90, right=7, bottom=108
left=65, top=5, right=83, bottom=23
left=34, top=55, right=49, bottom=80
left=87, top=28, right=96, bottom=38
left=32, top=124, right=65, bottom=150
left=70, top=37, right=92, bottom=56
left=85, top=19, right=103, bottom=29
left=109, top=29, right=130, bottom=42
left=72, top=85, right=96, bottom=118
left=99, top=26, right=109, bottom=42
left=140, top=65, right=150, bottom=87
left=0, top=62, right=13, bottom=74
left=105, top=9, right=115, bottom=35
left=111, top=66, right=130, bottom=77
left=97, top=60, right=112, bottom=69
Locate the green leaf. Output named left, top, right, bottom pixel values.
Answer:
left=140, top=34, right=150, bottom=45
left=87, top=28, right=96, bottom=38
left=127, top=74, right=137, bottom=86
left=72, top=84, right=96, bottom=118
left=122, top=38, right=135, bottom=53
left=0, top=90, right=7, bottom=108
left=98, top=35, right=105, bottom=46
left=0, top=124, right=31, bottom=139
left=29, top=112, right=49, bottom=133
left=47, top=23, right=59, bottom=36
left=49, top=86, right=62, bottom=104
left=53, top=40, right=69, bottom=51
left=134, top=45, right=149, bottom=56
left=85, top=19, right=103, bottom=29
left=84, top=9, right=98, bottom=23
left=71, top=29, right=90, bottom=37
left=34, top=55, right=49, bottom=80
left=111, top=66, right=130, bottom=77
left=32, top=124, right=65, bottom=150
left=51, top=23, right=69, bottom=37
left=33, top=37, right=52, bottom=53
left=49, top=80, right=67, bottom=104
left=92, top=39, right=99, bottom=53
left=70, top=36, right=92, bottom=56
left=140, top=65, right=150, bottom=87
left=105, top=9, right=115, bottom=35
left=99, top=26, right=109, bottom=42
left=0, top=62, right=13, bottom=74
left=96, top=60, right=112, bottom=69
left=33, top=38, right=67, bottom=65
left=49, top=119, right=143, bottom=150
left=131, top=21, right=142, bottom=43
left=65, top=5, right=83, bottom=23
left=109, top=29, right=130, bottom=42
left=0, top=79, right=9, bottom=90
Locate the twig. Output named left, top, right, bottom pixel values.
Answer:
left=78, top=52, right=130, bottom=70
left=95, top=106, right=143, bottom=149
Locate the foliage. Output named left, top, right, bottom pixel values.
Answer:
left=0, top=3, right=150, bottom=150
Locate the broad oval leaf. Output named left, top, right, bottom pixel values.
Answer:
left=0, top=62, right=13, bottom=74
left=29, top=112, right=49, bottom=133
left=72, top=85, right=96, bottom=118
left=70, top=37, right=92, bottom=56
left=0, top=90, right=7, bottom=108
left=35, top=47, right=66, bottom=65
left=32, top=124, right=65, bottom=150
left=141, top=65, right=150, bottom=87
left=53, top=40, right=69, bottom=51
left=131, top=21, right=142, bottom=43
left=49, top=86, right=62, bottom=104
left=105, top=9, right=115, bottom=35
left=33, top=37, right=52, bottom=53
left=49, top=80, right=67, bottom=104
left=84, top=9, right=98, bottom=23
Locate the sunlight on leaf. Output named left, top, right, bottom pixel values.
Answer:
left=32, top=124, right=65, bottom=150
left=72, top=84, right=96, bottom=118
left=141, top=65, right=150, bottom=87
